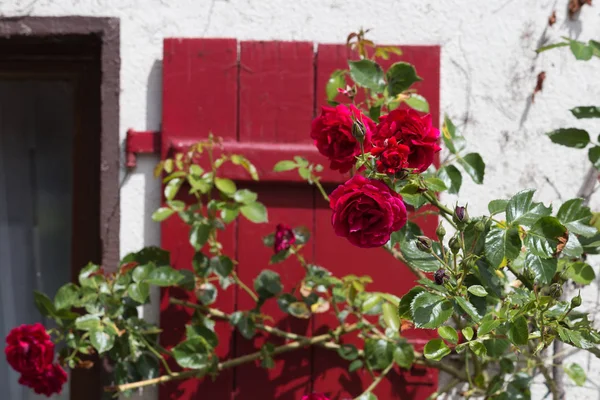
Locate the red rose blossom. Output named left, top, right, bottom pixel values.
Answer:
left=373, top=109, right=441, bottom=172
left=274, top=224, right=296, bottom=253
left=370, top=136, right=411, bottom=175
left=330, top=175, right=407, bottom=248
left=18, top=363, right=67, bottom=397
left=311, top=105, right=375, bottom=173
left=5, top=323, right=54, bottom=375
left=301, top=394, right=331, bottom=400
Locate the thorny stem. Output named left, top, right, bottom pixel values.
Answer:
left=314, top=179, right=330, bottom=202
left=231, top=271, right=259, bottom=302
left=355, top=362, right=394, bottom=399
left=139, top=335, right=173, bottom=375
left=533, top=352, right=560, bottom=400
left=423, top=192, right=457, bottom=228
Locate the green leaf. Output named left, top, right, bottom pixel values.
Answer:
left=197, top=282, right=218, bottom=305
left=75, top=314, right=101, bottom=331
left=455, top=297, right=482, bottom=323
left=399, top=235, right=443, bottom=272
left=508, top=316, right=529, bottom=346
left=78, top=263, right=101, bottom=286
left=589, top=146, right=600, bottom=170
left=349, top=359, right=364, bottom=373
left=547, top=128, right=590, bottom=148
left=233, top=189, right=258, bottom=204
left=404, top=94, right=429, bottom=112
left=488, top=199, right=508, bottom=215
left=326, top=69, right=346, bottom=101
left=348, top=59, right=385, bottom=92
left=467, top=285, right=488, bottom=297
left=365, top=339, right=394, bottom=370
left=254, top=270, right=283, bottom=299
left=569, top=40, right=594, bottom=61
left=164, top=178, right=183, bottom=201
left=293, top=226, right=311, bottom=245
left=525, top=216, right=567, bottom=258
left=386, top=62, right=422, bottom=96
left=215, top=178, right=237, bottom=195
left=337, top=344, right=359, bottom=361
left=146, top=267, right=183, bottom=287
left=410, top=292, right=453, bottom=329
left=571, top=106, right=600, bottom=119
left=240, top=202, right=268, bottom=223
left=231, top=154, right=259, bottom=181
left=424, top=177, right=447, bottom=192
left=128, top=282, right=150, bottom=303
left=525, top=253, right=557, bottom=285
left=189, top=223, right=211, bottom=250
left=287, top=302, right=311, bottom=319
left=210, top=255, right=234, bottom=278
left=437, top=165, right=462, bottom=194
left=563, top=232, right=584, bottom=258
left=506, top=189, right=551, bottom=227
left=441, top=115, right=467, bottom=154
left=186, top=325, right=219, bottom=348
left=398, top=286, right=426, bottom=319
left=135, top=354, right=160, bottom=380
left=462, top=327, right=474, bottom=341
left=132, top=264, right=155, bottom=282
left=485, top=226, right=522, bottom=268
left=565, top=262, right=596, bottom=285
left=557, top=198, right=596, bottom=237
left=382, top=302, right=400, bottom=331
left=54, top=283, right=79, bottom=310
left=192, top=252, right=211, bottom=277
left=152, top=207, right=175, bottom=222
left=362, top=293, right=382, bottom=313
left=273, top=160, right=297, bottom=172
left=438, top=326, right=459, bottom=344
left=34, top=291, right=57, bottom=318
left=565, top=363, right=587, bottom=386
left=478, top=316, right=501, bottom=337
left=424, top=339, right=451, bottom=361
left=172, top=338, right=210, bottom=369
left=458, top=153, right=485, bottom=184
left=393, top=342, right=415, bottom=369
left=90, top=329, right=115, bottom=354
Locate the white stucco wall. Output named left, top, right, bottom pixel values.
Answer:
left=1, top=0, right=600, bottom=398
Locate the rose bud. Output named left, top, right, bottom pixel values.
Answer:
left=449, top=235, right=462, bottom=254
left=474, top=219, right=486, bottom=233
left=436, top=222, right=446, bottom=239
left=415, top=236, right=433, bottom=253
left=571, top=292, right=582, bottom=308
left=434, top=268, right=447, bottom=285
left=453, top=205, right=469, bottom=226
left=351, top=119, right=367, bottom=145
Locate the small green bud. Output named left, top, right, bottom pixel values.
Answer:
left=436, top=222, right=446, bottom=239
left=547, top=283, right=563, bottom=300
left=474, top=219, right=486, bottom=233
left=449, top=235, right=462, bottom=254
left=351, top=120, right=366, bottom=144
left=571, top=292, right=582, bottom=308
left=415, top=236, right=433, bottom=253
left=453, top=205, right=469, bottom=226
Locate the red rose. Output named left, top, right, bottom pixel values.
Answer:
left=330, top=175, right=407, bottom=248
left=311, top=105, right=375, bottom=173
left=370, top=136, right=411, bottom=175
left=373, top=109, right=441, bottom=172
left=5, top=323, right=54, bottom=375
left=302, top=394, right=330, bottom=400
left=18, top=363, right=68, bottom=397
left=274, top=224, right=295, bottom=253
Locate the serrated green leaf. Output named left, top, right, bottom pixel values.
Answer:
left=132, top=264, right=155, bottom=282
left=478, top=317, right=501, bottom=337
left=240, top=202, right=268, bottom=223
left=467, top=285, right=488, bottom=297
left=506, top=189, right=552, bottom=227
left=393, top=342, right=414, bottom=368
left=197, top=282, right=218, bottom=305
left=75, top=314, right=101, bottom=331
left=455, top=297, right=482, bottom=323
left=557, top=198, right=597, bottom=237
left=254, top=270, right=283, bottom=299
left=485, top=226, right=522, bottom=268
left=424, top=338, right=451, bottom=361
left=525, top=253, right=557, bottom=284
left=404, top=94, right=429, bottom=112
left=525, top=216, right=567, bottom=258
left=233, top=189, right=258, bottom=204
left=337, top=344, right=359, bottom=360
left=90, top=329, right=114, bottom=354
left=565, top=262, right=596, bottom=285
left=563, top=232, right=583, bottom=258
left=548, top=128, right=590, bottom=148
left=398, top=286, right=426, bottom=319
left=382, top=302, right=400, bottom=331
left=54, top=283, right=79, bottom=310
left=508, top=316, right=529, bottom=346
left=399, top=235, right=443, bottom=272
left=172, top=338, right=210, bottom=369
left=34, top=291, right=57, bottom=318
left=146, top=266, right=183, bottom=287
left=210, top=255, right=234, bottom=278
left=128, top=282, right=150, bottom=303
left=425, top=177, right=447, bottom=192
left=565, top=363, right=586, bottom=386
left=437, top=165, right=462, bottom=194
left=386, top=62, right=422, bottom=96
left=458, top=153, right=485, bottom=184
left=488, top=199, right=508, bottom=215
left=365, top=339, right=394, bottom=370
left=362, top=293, right=382, bottom=313
left=410, top=292, right=453, bottom=329
left=571, top=106, right=600, bottom=119
left=438, top=326, right=458, bottom=344
left=189, top=223, right=211, bottom=250
left=215, top=178, right=236, bottom=195
left=348, top=59, right=385, bottom=92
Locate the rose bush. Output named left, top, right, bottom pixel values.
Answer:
left=4, top=28, right=600, bottom=400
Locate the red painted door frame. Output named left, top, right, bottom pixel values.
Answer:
left=137, top=38, right=442, bottom=400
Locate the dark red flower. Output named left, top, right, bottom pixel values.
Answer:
left=370, top=136, right=411, bottom=174
left=373, top=109, right=441, bottom=173
left=5, top=323, right=54, bottom=375
left=330, top=175, right=407, bottom=248
left=18, top=364, right=67, bottom=397
left=311, top=105, right=375, bottom=173
left=301, top=394, right=331, bottom=400
left=274, top=224, right=295, bottom=253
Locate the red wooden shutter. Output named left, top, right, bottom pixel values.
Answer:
left=160, top=38, right=440, bottom=400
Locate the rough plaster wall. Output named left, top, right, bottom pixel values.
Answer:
left=1, top=0, right=600, bottom=398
